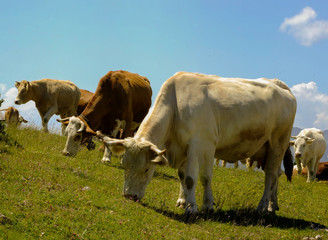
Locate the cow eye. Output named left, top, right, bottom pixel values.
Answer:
left=145, top=169, right=149, bottom=173
left=74, top=135, right=81, bottom=141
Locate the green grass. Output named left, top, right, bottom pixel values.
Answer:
left=0, top=126, right=327, bottom=239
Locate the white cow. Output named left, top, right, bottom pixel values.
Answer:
left=290, top=128, right=326, bottom=182
left=97, top=72, right=296, bottom=215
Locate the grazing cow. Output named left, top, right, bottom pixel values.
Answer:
left=0, top=106, right=28, bottom=126
left=290, top=128, right=326, bottom=182
left=77, top=89, right=94, bottom=115
left=97, top=72, right=296, bottom=214
left=57, top=70, right=152, bottom=162
left=14, top=79, right=80, bottom=133
left=293, top=162, right=328, bottom=181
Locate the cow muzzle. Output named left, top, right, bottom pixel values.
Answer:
left=14, top=99, right=21, bottom=105
left=62, top=150, right=70, bottom=156
left=124, top=194, right=140, bottom=202
left=295, top=152, right=302, bottom=158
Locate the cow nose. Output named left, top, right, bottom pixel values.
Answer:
left=62, top=150, right=70, bottom=156
left=124, top=194, right=139, bottom=202
left=14, top=100, right=19, bottom=105
left=295, top=152, right=302, bottom=158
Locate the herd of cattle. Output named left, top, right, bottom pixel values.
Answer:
left=1, top=70, right=328, bottom=215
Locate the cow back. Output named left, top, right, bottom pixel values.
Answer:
left=81, top=70, right=152, bottom=136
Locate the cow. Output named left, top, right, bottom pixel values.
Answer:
left=14, top=79, right=80, bottom=133
left=77, top=89, right=94, bottom=115
left=0, top=106, right=28, bottom=126
left=293, top=162, right=328, bottom=181
left=290, top=128, right=326, bottom=182
left=97, top=72, right=296, bottom=215
left=317, top=162, right=328, bottom=180
left=57, top=70, right=152, bottom=162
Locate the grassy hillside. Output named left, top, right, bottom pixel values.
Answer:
left=0, top=127, right=327, bottom=239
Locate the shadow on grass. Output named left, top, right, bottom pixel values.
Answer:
left=142, top=203, right=327, bottom=230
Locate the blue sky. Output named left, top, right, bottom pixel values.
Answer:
left=1, top=0, right=328, bottom=131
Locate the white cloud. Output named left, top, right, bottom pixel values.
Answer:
left=280, top=6, right=328, bottom=46
left=0, top=84, right=5, bottom=93
left=291, top=81, right=328, bottom=130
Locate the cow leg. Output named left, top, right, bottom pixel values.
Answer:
left=42, top=105, right=58, bottom=132
left=257, top=147, right=282, bottom=212
left=101, top=145, right=111, bottom=163
left=222, top=160, right=226, bottom=167
left=307, top=157, right=316, bottom=182
left=269, top=168, right=280, bottom=211
left=234, top=161, right=239, bottom=168
left=199, top=151, right=214, bottom=212
left=176, top=169, right=186, bottom=209
left=257, top=171, right=279, bottom=212
left=313, top=159, right=320, bottom=181
left=295, top=157, right=302, bottom=174
left=184, top=145, right=200, bottom=214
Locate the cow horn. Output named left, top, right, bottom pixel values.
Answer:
left=150, top=145, right=166, bottom=156
left=77, top=121, right=86, bottom=133
left=290, top=136, right=297, bottom=139
left=57, top=117, right=71, bottom=123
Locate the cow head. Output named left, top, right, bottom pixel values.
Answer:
left=15, top=81, right=33, bottom=105
left=290, top=136, right=315, bottom=160
left=97, top=132, right=168, bottom=200
left=57, top=116, right=95, bottom=157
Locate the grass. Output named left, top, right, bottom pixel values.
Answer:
left=0, top=126, right=327, bottom=239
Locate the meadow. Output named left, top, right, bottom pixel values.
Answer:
left=0, top=126, right=327, bottom=239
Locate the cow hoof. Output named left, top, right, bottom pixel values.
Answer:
left=101, top=158, right=111, bottom=164
left=185, top=203, right=198, bottom=215
left=201, top=205, right=214, bottom=213
left=176, top=199, right=186, bottom=208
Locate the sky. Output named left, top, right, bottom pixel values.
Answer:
left=0, top=0, right=328, bottom=131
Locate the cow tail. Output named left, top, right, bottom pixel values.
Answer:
left=283, top=146, right=293, bottom=182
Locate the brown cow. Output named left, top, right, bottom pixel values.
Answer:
left=77, top=89, right=94, bottom=115
left=15, top=79, right=81, bottom=133
left=0, top=106, right=28, bottom=126
left=58, top=70, right=152, bottom=162
left=293, top=162, right=328, bottom=181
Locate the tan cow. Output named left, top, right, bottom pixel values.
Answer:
left=0, top=106, right=28, bottom=126
left=98, top=72, right=296, bottom=215
left=15, top=79, right=80, bottom=133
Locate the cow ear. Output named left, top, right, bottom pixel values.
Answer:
left=151, top=155, right=169, bottom=166
left=150, top=145, right=168, bottom=166
left=289, top=140, right=295, bottom=146
left=15, top=81, right=20, bottom=88
left=24, top=81, right=31, bottom=91
left=305, top=138, right=315, bottom=144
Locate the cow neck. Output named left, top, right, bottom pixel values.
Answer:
left=30, top=82, right=42, bottom=104
left=78, top=114, right=97, bottom=135
left=135, top=101, right=173, bottom=150
left=79, top=92, right=108, bottom=132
